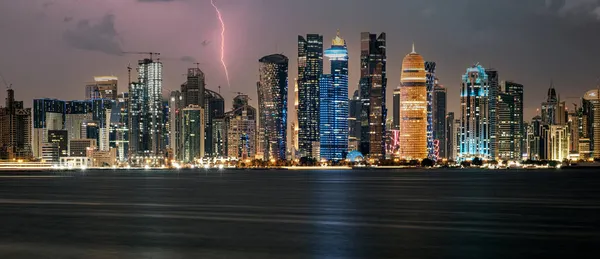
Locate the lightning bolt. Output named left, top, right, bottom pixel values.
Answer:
left=210, top=0, right=231, bottom=89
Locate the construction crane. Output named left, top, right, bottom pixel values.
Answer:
left=0, top=70, right=11, bottom=89
left=122, top=51, right=161, bottom=60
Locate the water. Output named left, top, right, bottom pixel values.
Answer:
left=0, top=169, right=598, bottom=258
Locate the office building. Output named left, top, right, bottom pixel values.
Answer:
left=359, top=32, right=387, bottom=159
left=319, top=31, right=349, bottom=161
left=128, top=58, right=164, bottom=162
left=583, top=89, right=600, bottom=159
left=541, top=125, right=569, bottom=161
left=169, top=91, right=184, bottom=161
left=109, top=93, right=129, bottom=162
left=48, top=130, right=68, bottom=157
left=257, top=54, right=288, bottom=161
left=225, top=95, right=256, bottom=160
left=182, top=105, right=205, bottom=163
left=496, top=81, right=524, bottom=161
left=0, top=88, right=32, bottom=159
left=459, top=65, right=490, bottom=160
left=349, top=90, right=362, bottom=149
left=398, top=45, right=427, bottom=160
left=92, top=99, right=113, bottom=151
left=65, top=100, right=92, bottom=146
left=181, top=68, right=206, bottom=107
left=33, top=99, right=65, bottom=158
left=432, top=82, right=446, bottom=159
left=485, top=69, right=498, bottom=159
left=69, top=138, right=97, bottom=157
left=297, top=34, right=323, bottom=158
left=445, top=112, right=455, bottom=160
left=86, top=76, right=118, bottom=100
left=204, top=89, right=225, bottom=157
left=528, top=116, right=542, bottom=160
left=392, top=87, right=400, bottom=130
left=502, top=81, right=524, bottom=159
left=541, top=84, right=567, bottom=125
left=425, top=61, right=436, bottom=159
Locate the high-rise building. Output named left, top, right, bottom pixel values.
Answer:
left=205, top=89, right=225, bottom=157
left=318, top=31, right=349, bottom=161
left=0, top=88, right=32, bottom=159
left=398, top=45, right=427, bottom=160
left=128, top=58, right=164, bottom=163
left=502, top=81, right=524, bottom=159
left=583, top=89, right=600, bottom=159
left=528, top=116, right=542, bottom=160
left=225, top=95, right=256, bottom=160
left=392, top=87, right=400, bottom=130
left=445, top=112, right=455, bottom=160
left=485, top=69, right=498, bottom=159
left=541, top=84, right=561, bottom=125
left=169, top=91, right=184, bottom=161
left=257, top=54, right=288, bottom=161
left=432, top=81, right=446, bottom=159
left=33, top=99, right=65, bottom=158
left=496, top=81, right=524, bottom=161
left=86, top=76, right=118, bottom=100
left=454, top=119, right=461, bottom=159
left=297, top=34, right=323, bottom=158
left=110, top=93, right=129, bottom=162
left=182, top=105, right=205, bottom=163
left=349, top=90, right=362, bottom=149
left=69, top=138, right=96, bottom=157
left=181, top=68, right=206, bottom=107
left=291, top=79, right=299, bottom=159
left=541, top=125, right=569, bottom=161
left=459, top=65, right=490, bottom=160
left=359, top=32, right=387, bottom=159
left=425, top=61, right=436, bottom=159
left=65, top=100, right=92, bottom=145
left=92, top=99, right=113, bottom=151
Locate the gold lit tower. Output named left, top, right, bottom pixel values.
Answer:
left=399, top=44, right=428, bottom=159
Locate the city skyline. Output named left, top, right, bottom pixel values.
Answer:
left=3, top=0, right=600, bottom=124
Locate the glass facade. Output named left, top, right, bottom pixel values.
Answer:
left=485, top=69, right=498, bottom=159
left=297, top=34, right=323, bottom=158
left=459, top=65, right=490, bottom=160
left=425, top=61, right=436, bottom=159
left=182, top=105, right=204, bottom=163
left=257, top=54, right=289, bottom=161
left=432, top=83, right=447, bottom=160
left=319, top=32, right=349, bottom=161
left=359, top=32, right=386, bottom=158
left=399, top=47, right=428, bottom=160
left=204, top=89, right=225, bottom=157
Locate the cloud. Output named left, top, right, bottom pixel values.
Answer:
left=63, top=14, right=123, bottom=55
left=63, top=16, right=73, bottom=23
left=138, top=0, right=176, bottom=2
left=180, top=56, right=197, bottom=63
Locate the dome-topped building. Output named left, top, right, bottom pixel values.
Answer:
left=398, top=44, right=428, bottom=160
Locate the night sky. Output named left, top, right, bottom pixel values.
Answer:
left=2, top=0, right=600, bottom=123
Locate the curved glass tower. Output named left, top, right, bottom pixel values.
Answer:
left=459, top=65, right=490, bottom=160
left=319, top=31, right=349, bottom=161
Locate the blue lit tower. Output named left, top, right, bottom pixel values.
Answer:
left=319, top=31, right=349, bottom=161
left=257, top=54, right=289, bottom=161
left=298, top=34, right=323, bottom=158
left=425, top=61, right=436, bottom=159
left=459, top=65, right=491, bottom=160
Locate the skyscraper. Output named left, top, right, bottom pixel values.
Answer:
left=257, top=54, right=289, bottom=161
left=92, top=99, right=113, bottom=151
left=86, top=76, right=118, bottom=100
left=583, top=89, right=600, bottom=159
left=297, top=34, right=323, bottom=158
left=392, top=87, right=400, bottom=130
left=225, top=95, right=256, bottom=160
left=485, top=69, right=498, bottom=159
left=65, top=100, right=92, bottom=154
left=169, top=91, right=184, bottom=161
left=459, top=65, right=490, bottom=160
left=0, top=88, right=32, bottom=159
left=33, top=99, right=65, bottom=158
left=349, top=90, right=362, bottom=148
left=499, top=81, right=524, bottom=160
left=128, top=58, right=164, bottom=163
left=181, top=68, right=206, bottom=107
left=110, top=93, right=129, bottom=162
left=425, top=61, right=436, bottom=159
left=319, top=31, right=349, bottom=161
left=432, top=82, right=446, bottom=159
left=398, top=45, right=427, bottom=160
left=541, top=84, right=561, bottom=125
left=182, top=105, right=205, bottom=163
left=204, top=89, right=225, bottom=157
left=528, top=116, right=542, bottom=160
left=359, top=32, right=386, bottom=158
left=445, top=112, right=455, bottom=160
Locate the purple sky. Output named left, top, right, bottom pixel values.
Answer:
left=2, top=0, right=600, bottom=123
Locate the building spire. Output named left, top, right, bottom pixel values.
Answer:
left=411, top=42, right=415, bottom=53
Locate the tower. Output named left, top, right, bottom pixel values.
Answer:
left=297, top=34, right=323, bottom=158
left=257, top=54, right=289, bottom=161
left=459, top=65, right=490, bottom=160
left=398, top=45, right=428, bottom=160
